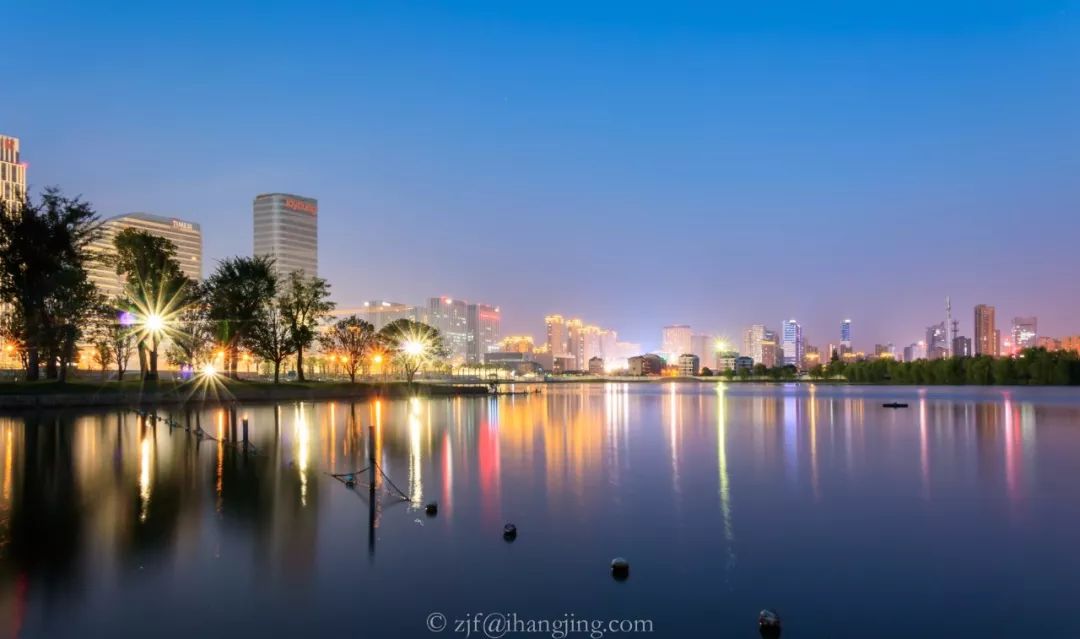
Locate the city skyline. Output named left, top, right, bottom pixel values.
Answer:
left=5, top=2, right=1079, bottom=348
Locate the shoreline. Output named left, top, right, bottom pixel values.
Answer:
left=0, top=379, right=491, bottom=411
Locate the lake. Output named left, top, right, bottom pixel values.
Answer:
left=1, top=383, right=1078, bottom=638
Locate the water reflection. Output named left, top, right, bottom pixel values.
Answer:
left=0, top=384, right=1072, bottom=637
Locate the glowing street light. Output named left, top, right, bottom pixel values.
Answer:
left=200, top=363, right=218, bottom=378
left=403, top=340, right=426, bottom=357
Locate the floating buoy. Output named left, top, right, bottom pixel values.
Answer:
left=611, top=557, right=630, bottom=580
left=344, top=474, right=356, bottom=488
left=882, top=402, right=909, bottom=409
left=425, top=502, right=438, bottom=516
left=503, top=523, right=517, bottom=541
left=758, top=609, right=781, bottom=637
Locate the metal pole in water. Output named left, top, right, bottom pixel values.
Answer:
left=242, top=415, right=249, bottom=445
left=368, top=421, right=377, bottom=556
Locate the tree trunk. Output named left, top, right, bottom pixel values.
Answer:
left=26, top=347, right=40, bottom=381
left=296, top=345, right=305, bottom=382
left=349, top=367, right=356, bottom=383
left=137, top=342, right=147, bottom=377
left=230, top=344, right=239, bottom=379
left=273, top=360, right=280, bottom=383
left=145, top=336, right=159, bottom=381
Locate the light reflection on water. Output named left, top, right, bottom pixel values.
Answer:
left=0, top=383, right=1077, bottom=637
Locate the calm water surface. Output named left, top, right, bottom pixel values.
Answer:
left=1, top=383, right=1079, bottom=638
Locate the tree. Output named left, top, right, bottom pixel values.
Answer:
left=378, top=319, right=449, bottom=384
left=205, top=256, right=277, bottom=379
left=112, top=228, right=192, bottom=380
left=0, top=189, right=101, bottom=380
left=246, top=298, right=295, bottom=383
left=165, top=284, right=216, bottom=374
left=319, top=316, right=375, bottom=382
left=89, top=300, right=137, bottom=381
left=278, top=271, right=334, bottom=382
left=47, top=267, right=101, bottom=382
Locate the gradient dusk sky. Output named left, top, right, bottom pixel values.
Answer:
left=4, top=1, right=1079, bottom=350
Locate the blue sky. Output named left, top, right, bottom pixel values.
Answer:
left=4, top=1, right=1079, bottom=349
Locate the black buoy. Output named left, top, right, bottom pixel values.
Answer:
left=758, top=609, right=782, bottom=638
left=344, top=473, right=356, bottom=488
left=425, top=502, right=438, bottom=516
left=611, top=557, right=630, bottom=581
left=503, top=523, right=517, bottom=541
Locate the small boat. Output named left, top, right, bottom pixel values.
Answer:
left=758, top=609, right=781, bottom=637
left=882, top=402, right=909, bottom=408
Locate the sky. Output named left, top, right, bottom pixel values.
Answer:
left=3, top=1, right=1079, bottom=351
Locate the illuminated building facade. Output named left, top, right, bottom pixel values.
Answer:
left=926, top=321, right=948, bottom=359
left=87, top=213, right=203, bottom=300
left=661, top=325, right=692, bottom=360
left=466, top=303, right=501, bottom=364
left=253, top=193, right=318, bottom=280
left=501, top=336, right=535, bottom=354
left=840, top=319, right=852, bottom=353
left=427, top=297, right=469, bottom=363
left=545, top=315, right=568, bottom=358
left=953, top=336, right=972, bottom=357
left=334, top=300, right=417, bottom=331
left=1011, top=316, right=1037, bottom=353
left=974, top=304, right=997, bottom=356
left=1062, top=335, right=1080, bottom=356
left=743, top=324, right=767, bottom=364
left=0, top=134, right=26, bottom=211
left=781, top=319, right=803, bottom=367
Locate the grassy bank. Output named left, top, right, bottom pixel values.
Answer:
left=0, top=376, right=489, bottom=409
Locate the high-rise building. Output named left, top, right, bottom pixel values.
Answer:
left=567, top=318, right=586, bottom=368
left=952, top=336, right=972, bottom=357
left=545, top=315, right=568, bottom=358
left=974, top=304, right=997, bottom=356
left=87, top=213, right=203, bottom=300
left=840, top=319, right=852, bottom=353
left=0, top=134, right=26, bottom=211
left=926, top=321, right=948, bottom=359
left=743, top=324, right=767, bottom=364
left=253, top=193, right=318, bottom=281
left=427, top=297, right=469, bottom=363
left=760, top=335, right=779, bottom=368
left=466, top=303, right=501, bottom=364
left=781, top=319, right=804, bottom=367
left=690, top=334, right=713, bottom=365
left=334, top=300, right=417, bottom=332
left=1011, top=316, right=1038, bottom=353
left=904, top=341, right=928, bottom=362
left=1062, top=335, right=1080, bottom=356
left=661, top=325, right=693, bottom=359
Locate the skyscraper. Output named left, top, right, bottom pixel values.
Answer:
left=781, top=319, right=804, bottom=367
left=545, top=315, right=568, bottom=357
left=661, top=325, right=692, bottom=359
left=567, top=318, right=586, bottom=368
left=1011, top=316, right=1037, bottom=353
left=840, top=319, right=852, bottom=353
left=0, top=134, right=26, bottom=211
left=87, top=213, right=203, bottom=300
left=466, top=303, right=501, bottom=364
left=926, top=321, right=948, bottom=359
left=743, top=324, right=767, bottom=364
left=253, top=193, right=318, bottom=281
left=974, top=304, right=996, bottom=356
left=427, top=297, right=469, bottom=363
